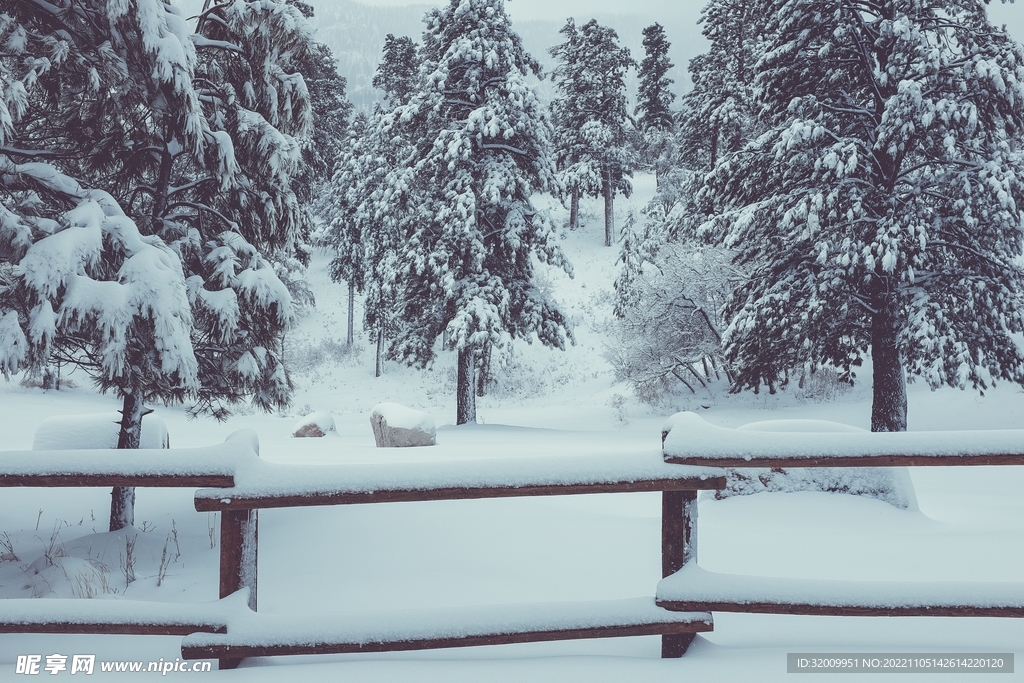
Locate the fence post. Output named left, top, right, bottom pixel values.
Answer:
left=661, top=489, right=698, bottom=658
left=218, top=508, right=257, bottom=669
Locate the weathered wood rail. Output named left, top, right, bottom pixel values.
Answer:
left=0, top=429, right=724, bottom=668
left=656, top=412, right=1024, bottom=623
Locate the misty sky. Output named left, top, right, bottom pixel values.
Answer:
left=352, top=0, right=1023, bottom=44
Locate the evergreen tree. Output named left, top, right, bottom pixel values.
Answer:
left=377, top=0, right=571, bottom=424
left=0, top=0, right=204, bottom=529
left=321, top=36, right=421, bottom=364
left=0, top=0, right=315, bottom=528
left=679, top=0, right=762, bottom=173
left=636, top=23, right=675, bottom=132
left=166, top=0, right=315, bottom=421
left=549, top=19, right=635, bottom=246
left=294, top=41, right=352, bottom=208
left=699, top=0, right=1024, bottom=431
left=372, top=34, right=420, bottom=108
left=635, top=23, right=677, bottom=186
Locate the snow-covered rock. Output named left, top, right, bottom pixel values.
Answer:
left=32, top=412, right=169, bottom=450
left=292, top=411, right=336, bottom=438
left=369, top=403, right=436, bottom=447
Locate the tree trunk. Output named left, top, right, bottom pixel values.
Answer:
left=110, top=392, right=147, bottom=532
left=151, top=137, right=174, bottom=224
left=870, top=281, right=907, bottom=432
left=457, top=346, right=476, bottom=425
left=375, top=328, right=383, bottom=378
left=476, top=343, right=491, bottom=397
left=346, top=281, right=355, bottom=347
left=569, top=189, right=580, bottom=231
left=602, top=169, right=614, bottom=247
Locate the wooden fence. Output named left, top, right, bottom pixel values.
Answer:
left=656, top=413, right=1024, bottom=619
left=0, top=429, right=724, bottom=669
left=5, top=414, right=1023, bottom=670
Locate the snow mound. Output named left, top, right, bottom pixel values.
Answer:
left=711, top=418, right=917, bottom=510
left=32, top=412, right=169, bottom=450
left=369, top=403, right=436, bottom=447
left=292, top=411, right=336, bottom=438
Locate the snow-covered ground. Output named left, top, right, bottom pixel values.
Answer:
left=2, top=177, right=1023, bottom=681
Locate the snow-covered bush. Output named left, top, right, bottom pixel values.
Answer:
left=609, top=238, right=734, bottom=403
left=713, top=420, right=919, bottom=510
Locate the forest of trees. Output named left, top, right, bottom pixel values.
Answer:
left=2, top=0, right=1023, bottom=523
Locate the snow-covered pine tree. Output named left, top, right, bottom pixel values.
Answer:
left=0, top=1, right=202, bottom=529
left=377, top=0, right=571, bottom=423
left=278, top=34, right=352, bottom=316
left=372, top=34, right=420, bottom=108
left=548, top=20, right=593, bottom=232
left=700, top=0, right=1024, bottom=431
left=320, top=36, right=421, bottom=363
left=321, top=113, right=371, bottom=350
left=292, top=40, right=352, bottom=212
left=678, top=0, right=762, bottom=173
left=180, top=0, right=317, bottom=416
left=636, top=24, right=675, bottom=133
left=635, top=24, right=677, bottom=187
left=2, top=0, right=315, bottom=528
left=549, top=19, right=636, bottom=244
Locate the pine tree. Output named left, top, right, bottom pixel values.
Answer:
left=377, top=0, right=571, bottom=424
left=294, top=41, right=352, bottom=209
left=321, top=37, right=421, bottom=363
left=372, top=34, right=419, bottom=108
left=0, top=0, right=204, bottom=529
left=171, top=0, right=317, bottom=420
left=635, top=23, right=677, bottom=186
left=700, top=0, right=1024, bottom=431
left=636, top=23, right=675, bottom=132
left=1, top=0, right=315, bottom=528
left=679, top=0, right=762, bottom=174
left=549, top=19, right=636, bottom=246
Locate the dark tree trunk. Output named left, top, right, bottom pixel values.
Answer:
left=346, top=281, right=355, bottom=347
left=375, top=328, right=383, bottom=378
left=709, top=124, right=719, bottom=170
left=477, top=343, right=491, bottom=397
left=870, top=281, right=907, bottom=432
left=602, top=169, right=614, bottom=247
left=151, top=136, right=174, bottom=224
left=110, top=392, right=147, bottom=532
left=569, top=189, right=580, bottom=231
left=457, top=346, right=476, bottom=425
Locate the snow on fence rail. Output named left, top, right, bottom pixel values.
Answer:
left=193, top=452, right=725, bottom=511
left=662, top=411, right=1024, bottom=467
left=180, top=597, right=712, bottom=660
left=0, top=428, right=725, bottom=668
left=0, top=429, right=258, bottom=487
left=656, top=412, right=1024, bottom=624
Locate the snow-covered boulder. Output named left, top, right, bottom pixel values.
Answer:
left=292, top=411, right=336, bottom=438
left=32, top=413, right=169, bottom=450
left=370, top=403, right=436, bottom=447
